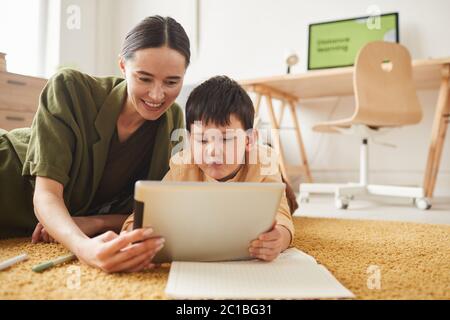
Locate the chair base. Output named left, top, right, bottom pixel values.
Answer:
left=299, top=182, right=432, bottom=210
left=299, top=126, right=432, bottom=210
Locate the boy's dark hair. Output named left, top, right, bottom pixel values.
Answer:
left=185, top=76, right=254, bottom=130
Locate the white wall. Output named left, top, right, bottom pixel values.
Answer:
left=57, top=0, right=450, bottom=195
left=89, top=0, right=198, bottom=77
left=0, top=0, right=43, bottom=77
left=188, top=0, right=450, bottom=81
left=59, top=0, right=97, bottom=72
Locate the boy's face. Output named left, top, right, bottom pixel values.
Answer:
left=190, top=114, right=254, bottom=181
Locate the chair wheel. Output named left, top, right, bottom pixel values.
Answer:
left=414, top=198, right=432, bottom=210
left=335, top=197, right=349, bottom=210
left=298, top=193, right=310, bottom=203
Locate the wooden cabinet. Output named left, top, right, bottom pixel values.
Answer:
left=0, top=70, right=47, bottom=130
left=0, top=110, right=35, bottom=131
left=0, top=53, right=6, bottom=72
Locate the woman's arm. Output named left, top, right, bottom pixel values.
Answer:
left=32, top=176, right=165, bottom=272
left=32, top=214, right=130, bottom=243
left=73, top=214, right=129, bottom=236
left=33, top=176, right=89, bottom=248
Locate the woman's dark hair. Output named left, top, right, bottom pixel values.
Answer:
left=121, top=15, right=190, bottom=67
left=185, top=76, right=255, bottom=131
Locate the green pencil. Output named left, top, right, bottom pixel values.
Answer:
left=32, top=253, right=77, bottom=273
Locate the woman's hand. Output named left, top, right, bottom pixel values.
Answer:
left=32, top=177, right=163, bottom=273
left=75, top=228, right=165, bottom=273
left=31, top=221, right=165, bottom=273
left=32, top=222, right=57, bottom=243
left=248, top=224, right=292, bottom=262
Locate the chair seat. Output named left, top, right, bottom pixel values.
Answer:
left=312, top=117, right=406, bottom=133
left=312, top=118, right=355, bottom=133
left=313, top=117, right=389, bottom=133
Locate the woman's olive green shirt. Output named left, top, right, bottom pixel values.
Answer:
left=0, top=69, right=184, bottom=238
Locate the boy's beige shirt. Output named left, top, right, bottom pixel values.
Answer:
left=122, top=145, right=295, bottom=244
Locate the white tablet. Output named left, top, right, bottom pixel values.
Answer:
left=133, top=181, right=285, bottom=263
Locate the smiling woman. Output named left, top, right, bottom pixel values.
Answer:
left=0, top=16, right=190, bottom=273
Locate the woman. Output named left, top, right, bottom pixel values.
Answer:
left=0, top=16, right=189, bottom=273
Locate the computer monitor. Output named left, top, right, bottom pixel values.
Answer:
left=308, top=12, right=399, bottom=70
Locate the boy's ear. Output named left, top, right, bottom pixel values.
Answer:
left=246, top=128, right=258, bottom=152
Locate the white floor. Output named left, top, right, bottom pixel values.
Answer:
left=294, top=194, right=450, bottom=225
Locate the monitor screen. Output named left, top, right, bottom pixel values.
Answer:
left=308, top=12, right=399, bottom=70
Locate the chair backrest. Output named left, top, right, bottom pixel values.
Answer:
left=352, top=41, right=422, bottom=127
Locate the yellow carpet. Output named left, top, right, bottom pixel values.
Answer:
left=0, top=217, right=449, bottom=300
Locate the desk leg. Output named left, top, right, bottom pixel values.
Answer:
left=246, top=87, right=313, bottom=185
left=423, top=65, right=450, bottom=198
left=252, top=92, right=263, bottom=128
left=265, top=94, right=290, bottom=183
left=288, top=100, right=313, bottom=183
left=254, top=92, right=262, bottom=115
left=279, top=101, right=286, bottom=124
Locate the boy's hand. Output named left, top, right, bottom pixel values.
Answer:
left=249, top=224, right=291, bottom=261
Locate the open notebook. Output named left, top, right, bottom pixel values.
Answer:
left=165, top=248, right=355, bottom=300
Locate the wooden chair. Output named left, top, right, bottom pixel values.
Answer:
left=299, top=41, right=431, bottom=210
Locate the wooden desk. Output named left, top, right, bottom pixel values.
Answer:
left=240, top=57, right=450, bottom=197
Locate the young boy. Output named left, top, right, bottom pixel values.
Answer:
left=122, top=76, right=296, bottom=261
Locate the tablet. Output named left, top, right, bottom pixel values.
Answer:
left=133, top=181, right=285, bottom=263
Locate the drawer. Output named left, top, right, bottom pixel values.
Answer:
left=0, top=110, right=35, bottom=131
left=0, top=72, right=47, bottom=113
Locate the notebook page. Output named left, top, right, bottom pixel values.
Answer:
left=165, top=249, right=354, bottom=300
